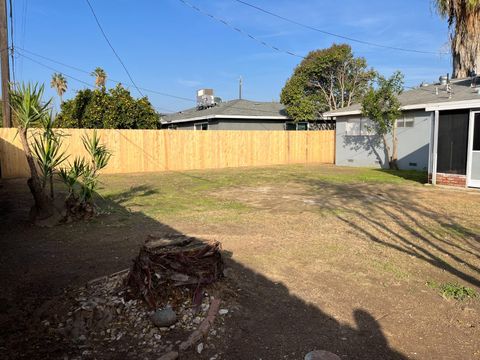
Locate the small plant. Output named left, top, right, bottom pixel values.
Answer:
left=427, top=281, right=477, bottom=300
left=32, top=115, right=68, bottom=199
left=59, top=130, right=111, bottom=220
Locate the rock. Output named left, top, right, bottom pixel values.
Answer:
left=305, top=350, right=341, bottom=360
left=151, top=307, right=177, bottom=327
left=223, top=268, right=234, bottom=278
left=197, top=343, right=204, bottom=354
left=218, top=309, right=229, bottom=315
left=157, top=351, right=179, bottom=360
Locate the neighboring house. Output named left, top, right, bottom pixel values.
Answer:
left=324, top=76, right=480, bottom=188
left=160, top=98, right=333, bottom=131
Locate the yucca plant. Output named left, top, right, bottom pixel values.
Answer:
left=32, top=117, right=68, bottom=199
left=59, top=131, right=111, bottom=219
left=9, top=83, right=56, bottom=220
left=59, top=157, right=86, bottom=196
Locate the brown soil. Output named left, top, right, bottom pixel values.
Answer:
left=1, top=168, right=479, bottom=360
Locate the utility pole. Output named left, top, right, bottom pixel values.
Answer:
left=239, top=76, right=242, bottom=100
left=0, top=0, right=11, bottom=127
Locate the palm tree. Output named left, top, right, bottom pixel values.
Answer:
left=91, top=67, right=107, bottom=89
left=50, top=73, right=68, bottom=103
left=434, top=0, right=480, bottom=78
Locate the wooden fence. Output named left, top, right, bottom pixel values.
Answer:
left=0, top=128, right=335, bottom=178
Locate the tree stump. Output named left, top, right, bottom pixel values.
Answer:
left=125, top=234, right=224, bottom=308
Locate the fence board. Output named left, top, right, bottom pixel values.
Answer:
left=0, top=128, right=335, bottom=178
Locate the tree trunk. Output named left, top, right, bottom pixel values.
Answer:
left=381, top=133, right=393, bottom=170
left=18, top=128, right=54, bottom=220
left=452, top=10, right=480, bottom=78
left=391, top=125, right=399, bottom=170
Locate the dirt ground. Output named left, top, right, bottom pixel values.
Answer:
left=1, top=164, right=479, bottom=360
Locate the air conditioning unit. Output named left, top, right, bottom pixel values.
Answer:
left=197, top=89, right=217, bottom=109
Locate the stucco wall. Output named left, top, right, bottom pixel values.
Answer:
left=335, top=110, right=433, bottom=171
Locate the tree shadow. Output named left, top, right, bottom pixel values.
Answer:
left=0, top=178, right=408, bottom=359
left=342, top=134, right=387, bottom=168
left=298, top=179, right=480, bottom=289
left=372, top=169, right=428, bottom=184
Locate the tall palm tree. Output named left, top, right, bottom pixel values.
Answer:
left=91, top=67, right=107, bottom=89
left=435, top=0, right=480, bottom=78
left=50, top=73, right=68, bottom=103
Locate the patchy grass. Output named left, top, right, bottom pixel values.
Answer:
left=95, top=165, right=426, bottom=221
left=372, top=260, right=410, bottom=280
left=427, top=281, right=477, bottom=300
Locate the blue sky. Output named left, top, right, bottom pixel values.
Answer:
left=13, top=0, right=451, bottom=112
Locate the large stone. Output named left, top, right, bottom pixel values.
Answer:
left=151, top=307, right=177, bottom=327
left=305, top=350, right=341, bottom=360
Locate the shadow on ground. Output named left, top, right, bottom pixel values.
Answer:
left=299, top=178, right=480, bottom=289
left=0, top=178, right=407, bottom=360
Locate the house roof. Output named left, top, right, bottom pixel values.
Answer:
left=324, top=77, right=480, bottom=117
left=161, top=99, right=289, bottom=124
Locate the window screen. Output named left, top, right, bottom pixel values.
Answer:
left=397, top=114, right=414, bottom=128
left=437, top=110, right=469, bottom=174
left=285, top=122, right=296, bottom=131
left=194, top=122, right=208, bottom=130
left=297, top=122, right=308, bottom=131
left=474, top=113, right=480, bottom=151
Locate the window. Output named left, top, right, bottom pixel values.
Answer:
left=345, top=118, right=374, bottom=136
left=397, top=114, right=414, bottom=128
left=167, top=124, right=177, bottom=130
left=194, top=122, right=208, bottom=130
left=285, top=122, right=309, bottom=131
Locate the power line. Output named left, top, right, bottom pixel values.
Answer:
left=8, top=0, right=14, bottom=83
left=84, top=0, right=145, bottom=97
left=233, top=0, right=448, bottom=55
left=15, top=47, right=194, bottom=103
left=178, top=0, right=305, bottom=59
left=15, top=51, right=175, bottom=113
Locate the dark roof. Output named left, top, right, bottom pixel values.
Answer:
left=161, top=99, right=289, bottom=124
left=325, top=77, right=480, bottom=116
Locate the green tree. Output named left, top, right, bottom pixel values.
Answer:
left=91, top=67, right=107, bottom=89
left=280, top=44, right=374, bottom=121
left=56, top=84, right=159, bottom=129
left=434, top=0, right=480, bottom=78
left=361, top=71, right=404, bottom=170
left=50, top=73, right=68, bottom=104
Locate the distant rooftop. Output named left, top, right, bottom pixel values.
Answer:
left=161, top=99, right=289, bottom=124
left=325, top=77, right=480, bottom=117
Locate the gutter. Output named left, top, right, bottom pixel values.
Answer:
left=161, top=114, right=290, bottom=125
left=324, top=99, right=480, bottom=118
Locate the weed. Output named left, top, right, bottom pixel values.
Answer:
left=427, top=281, right=477, bottom=300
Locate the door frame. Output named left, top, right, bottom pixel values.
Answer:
left=467, top=110, right=480, bottom=188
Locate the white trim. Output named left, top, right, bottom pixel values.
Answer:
left=425, top=99, right=480, bottom=111
left=162, top=114, right=289, bottom=125
left=467, top=111, right=480, bottom=188
left=432, top=110, right=439, bottom=185
left=324, top=99, right=480, bottom=117
left=427, top=112, right=434, bottom=177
